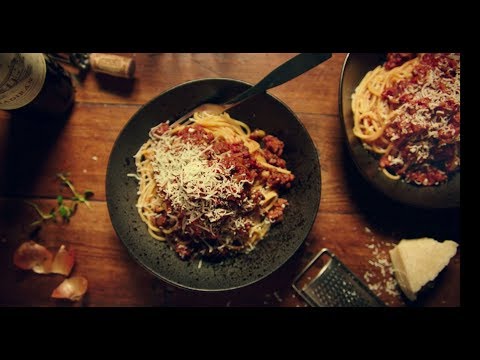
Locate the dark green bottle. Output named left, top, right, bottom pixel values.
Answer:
left=0, top=53, right=75, bottom=116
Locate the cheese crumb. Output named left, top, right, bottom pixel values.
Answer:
left=363, top=238, right=401, bottom=302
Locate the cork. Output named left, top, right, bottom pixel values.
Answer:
left=89, top=53, right=135, bottom=78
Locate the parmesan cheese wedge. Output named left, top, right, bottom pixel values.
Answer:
left=389, top=238, right=458, bottom=301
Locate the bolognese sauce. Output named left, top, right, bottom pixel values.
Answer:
left=352, top=53, right=460, bottom=186
left=133, top=111, right=295, bottom=261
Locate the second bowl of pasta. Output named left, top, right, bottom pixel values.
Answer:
left=339, top=53, right=460, bottom=209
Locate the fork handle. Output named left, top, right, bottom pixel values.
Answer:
left=224, top=53, right=332, bottom=105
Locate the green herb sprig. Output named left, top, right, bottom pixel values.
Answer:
left=26, top=173, right=94, bottom=226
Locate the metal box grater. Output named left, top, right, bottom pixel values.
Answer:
left=292, top=249, right=385, bottom=307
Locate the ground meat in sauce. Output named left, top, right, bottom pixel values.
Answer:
left=267, top=198, right=288, bottom=222
left=406, top=165, right=447, bottom=186
left=376, top=53, right=460, bottom=186
left=216, top=142, right=258, bottom=184
left=152, top=122, right=294, bottom=261
left=153, top=123, right=170, bottom=136
left=266, top=170, right=295, bottom=189
left=154, top=213, right=167, bottom=227
left=385, top=53, right=416, bottom=70
left=263, top=135, right=284, bottom=156
left=263, top=149, right=287, bottom=168
left=177, top=124, right=214, bottom=145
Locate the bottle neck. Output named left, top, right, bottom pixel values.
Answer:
left=0, top=53, right=46, bottom=110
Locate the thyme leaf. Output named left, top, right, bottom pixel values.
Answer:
left=25, top=173, right=94, bottom=226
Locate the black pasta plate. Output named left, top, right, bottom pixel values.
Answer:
left=106, top=78, right=321, bottom=291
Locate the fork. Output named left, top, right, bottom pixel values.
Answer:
left=172, top=53, right=332, bottom=127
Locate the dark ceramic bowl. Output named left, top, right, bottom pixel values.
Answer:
left=339, top=53, right=460, bottom=209
left=106, top=78, right=321, bottom=291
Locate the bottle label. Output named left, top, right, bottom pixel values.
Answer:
left=0, top=53, right=46, bottom=110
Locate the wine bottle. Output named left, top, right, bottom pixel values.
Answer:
left=0, top=53, right=75, bottom=116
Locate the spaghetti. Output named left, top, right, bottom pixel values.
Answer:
left=351, top=53, right=460, bottom=186
left=132, top=111, right=294, bottom=261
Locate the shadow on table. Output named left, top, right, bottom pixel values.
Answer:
left=94, top=73, right=136, bottom=98
left=0, top=107, right=71, bottom=200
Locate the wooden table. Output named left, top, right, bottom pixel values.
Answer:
left=0, top=53, right=460, bottom=307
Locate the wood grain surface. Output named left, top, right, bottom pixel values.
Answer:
left=0, top=53, right=460, bottom=307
